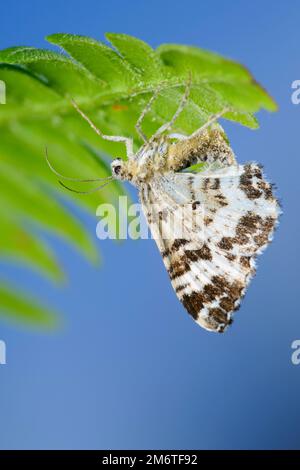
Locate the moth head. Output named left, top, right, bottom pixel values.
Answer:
left=111, top=158, right=126, bottom=180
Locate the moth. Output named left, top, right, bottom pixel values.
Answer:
left=49, top=82, right=280, bottom=333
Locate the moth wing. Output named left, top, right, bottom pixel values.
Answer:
left=140, top=163, right=280, bottom=332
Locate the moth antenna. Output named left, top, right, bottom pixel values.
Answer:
left=45, top=147, right=111, bottom=182
left=59, top=178, right=113, bottom=194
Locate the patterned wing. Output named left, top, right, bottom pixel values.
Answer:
left=140, top=163, right=280, bottom=333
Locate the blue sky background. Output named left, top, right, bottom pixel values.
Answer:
left=0, top=0, right=299, bottom=450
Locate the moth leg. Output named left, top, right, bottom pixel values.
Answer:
left=168, top=108, right=230, bottom=145
left=167, top=133, right=188, bottom=141
left=167, top=106, right=231, bottom=145
left=71, top=99, right=134, bottom=159
left=135, top=84, right=163, bottom=143
left=188, top=107, right=230, bottom=140
left=150, top=76, right=192, bottom=140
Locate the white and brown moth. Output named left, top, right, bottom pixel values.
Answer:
left=57, top=83, right=280, bottom=333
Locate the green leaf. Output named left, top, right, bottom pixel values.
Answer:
left=157, top=43, right=277, bottom=114
left=182, top=162, right=206, bottom=173
left=106, top=33, right=164, bottom=80
left=0, top=210, right=64, bottom=283
left=0, top=282, right=58, bottom=328
left=0, top=32, right=277, bottom=326
left=47, top=33, right=135, bottom=90
left=0, top=47, right=101, bottom=97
